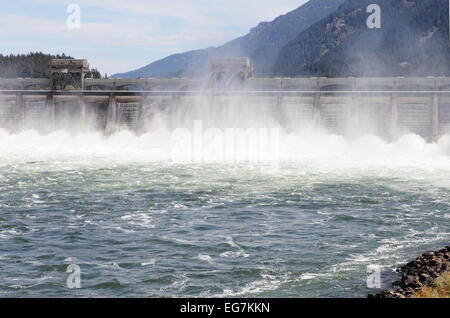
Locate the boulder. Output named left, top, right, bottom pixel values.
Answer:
left=429, top=258, right=441, bottom=267
left=368, top=246, right=450, bottom=298
left=419, top=273, right=431, bottom=285
left=423, top=252, right=434, bottom=259
left=403, top=276, right=421, bottom=289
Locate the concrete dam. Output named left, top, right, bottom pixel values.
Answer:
left=1, top=58, right=450, bottom=142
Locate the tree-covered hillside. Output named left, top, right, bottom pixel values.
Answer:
left=275, top=0, right=450, bottom=77
left=0, top=52, right=102, bottom=78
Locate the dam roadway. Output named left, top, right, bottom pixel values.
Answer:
left=1, top=76, right=450, bottom=142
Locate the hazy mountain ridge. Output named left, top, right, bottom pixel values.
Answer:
left=112, top=0, right=346, bottom=78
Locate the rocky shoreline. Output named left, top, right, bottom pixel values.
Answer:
left=369, top=246, right=450, bottom=298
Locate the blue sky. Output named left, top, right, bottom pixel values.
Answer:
left=1, top=0, right=308, bottom=75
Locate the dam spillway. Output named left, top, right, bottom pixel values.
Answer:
left=1, top=59, right=450, bottom=141
left=2, top=60, right=450, bottom=299
left=1, top=87, right=449, bottom=142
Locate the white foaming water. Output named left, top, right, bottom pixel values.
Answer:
left=1, top=128, right=450, bottom=170
left=1, top=126, right=449, bottom=298
left=221, top=270, right=291, bottom=297
left=221, top=236, right=250, bottom=258
left=141, top=259, right=156, bottom=266
left=197, top=254, right=214, bottom=264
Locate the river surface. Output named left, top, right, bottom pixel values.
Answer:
left=0, top=129, right=449, bottom=297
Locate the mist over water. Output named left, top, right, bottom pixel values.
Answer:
left=1, top=126, right=450, bottom=167
left=0, top=103, right=449, bottom=298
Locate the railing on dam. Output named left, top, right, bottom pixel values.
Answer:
left=1, top=76, right=450, bottom=141
left=2, top=76, right=450, bottom=91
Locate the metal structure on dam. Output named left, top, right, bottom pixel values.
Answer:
left=1, top=58, right=450, bottom=142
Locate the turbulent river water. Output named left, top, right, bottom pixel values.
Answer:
left=0, top=128, right=449, bottom=297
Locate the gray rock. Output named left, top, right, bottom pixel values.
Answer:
left=403, top=276, right=421, bottom=288
left=429, top=259, right=441, bottom=267
left=368, top=246, right=450, bottom=298
left=419, top=273, right=431, bottom=284
left=423, top=252, right=434, bottom=259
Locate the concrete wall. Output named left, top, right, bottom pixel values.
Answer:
left=1, top=76, right=450, bottom=141
left=0, top=92, right=449, bottom=142
left=3, top=76, right=450, bottom=92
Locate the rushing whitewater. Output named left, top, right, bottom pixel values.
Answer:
left=0, top=125, right=449, bottom=297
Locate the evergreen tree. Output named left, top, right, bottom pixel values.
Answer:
left=0, top=52, right=102, bottom=79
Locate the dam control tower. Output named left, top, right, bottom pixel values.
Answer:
left=209, top=57, right=253, bottom=90
left=50, top=59, right=94, bottom=90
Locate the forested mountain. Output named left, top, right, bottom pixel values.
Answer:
left=0, top=52, right=102, bottom=78
left=275, top=0, right=450, bottom=77
left=112, top=0, right=346, bottom=78
left=12, top=1, right=443, bottom=79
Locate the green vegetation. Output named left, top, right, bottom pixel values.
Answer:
left=275, top=0, right=450, bottom=77
left=414, top=272, right=450, bottom=298
left=0, top=52, right=71, bottom=78
left=114, top=0, right=450, bottom=78
left=0, top=52, right=101, bottom=79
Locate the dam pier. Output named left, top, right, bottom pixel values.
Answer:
left=1, top=58, right=450, bottom=142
